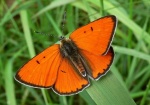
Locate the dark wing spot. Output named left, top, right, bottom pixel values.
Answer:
left=36, top=60, right=40, bottom=64
left=43, top=56, right=46, bottom=58
left=84, top=31, right=86, bottom=33
left=91, top=27, right=93, bottom=31
left=61, top=70, right=66, bottom=73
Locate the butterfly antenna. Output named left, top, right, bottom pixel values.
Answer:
left=34, top=31, right=53, bottom=36
left=61, top=11, right=66, bottom=36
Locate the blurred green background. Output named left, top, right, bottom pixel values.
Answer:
left=0, top=0, right=150, bottom=105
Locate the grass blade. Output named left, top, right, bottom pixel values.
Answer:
left=4, top=59, right=16, bottom=105
left=86, top=72, right=136, bottom=105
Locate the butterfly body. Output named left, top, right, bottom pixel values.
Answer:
left=60, top=37, right=87, bottom=77
left=15, top=15, right=117, bottom=95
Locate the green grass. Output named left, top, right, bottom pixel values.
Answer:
left=0, top=0, right=150, bottom=105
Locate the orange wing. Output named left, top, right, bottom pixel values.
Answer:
left=70, top=15, right=117, bottom=55
left=15, top=44, right=62, bottom=88
left=80, top=47, right=114, bottom=80
left=53, top=58, right=90, bottom=95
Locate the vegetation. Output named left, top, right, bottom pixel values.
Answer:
left=0, top=0, right=150, bottom=105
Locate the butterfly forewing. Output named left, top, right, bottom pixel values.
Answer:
left=15, top=44, right=62, bottom=88
left=70, top=15, right=117, bottom=55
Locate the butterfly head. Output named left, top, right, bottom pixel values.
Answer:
left=59, top=36, right=65, bottom=41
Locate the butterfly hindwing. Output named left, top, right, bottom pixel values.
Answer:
left=53, top=57, right=90, bottom=95
left=15, top=44, right=62, bottom=88
left=70, top=15, right=117, bottom=55
left=80, top=46, right=114, bottom=80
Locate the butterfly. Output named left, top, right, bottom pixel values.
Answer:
left=15, top=15, right=117, bottom=95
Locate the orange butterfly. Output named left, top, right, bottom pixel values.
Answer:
left=15, top=15, right=117, bottom=95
